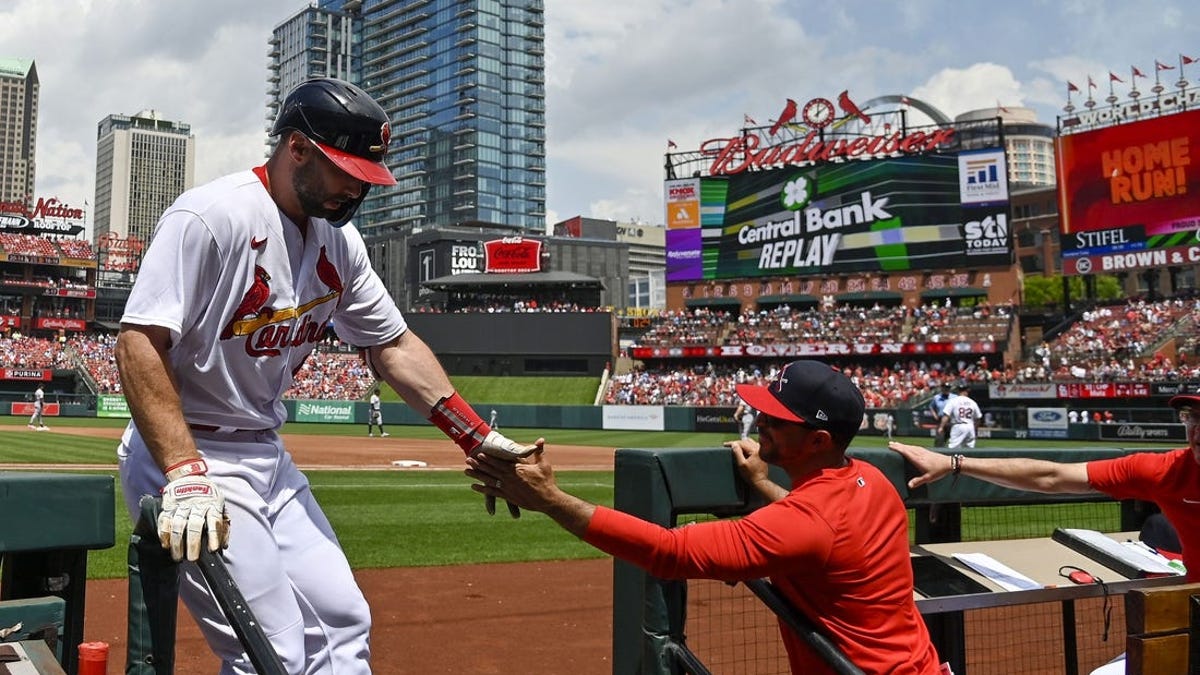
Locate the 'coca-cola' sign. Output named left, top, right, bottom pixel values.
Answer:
left=484, top=237, right=543, bottom=273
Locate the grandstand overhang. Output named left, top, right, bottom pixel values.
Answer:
left=684, top=297, right=742, bottom=308
left=921, top=287, right=988, bottom=300
left=421, top=270, right=604, bottom=290
left=756, top=293, right=820, bottom=307
left=836, top=290, right=904, bottom=304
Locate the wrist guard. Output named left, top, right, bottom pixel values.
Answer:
left=428, top=392, right=490, bottom=454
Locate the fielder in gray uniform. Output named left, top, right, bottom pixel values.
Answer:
left=116, top=78, right=537, bottom=674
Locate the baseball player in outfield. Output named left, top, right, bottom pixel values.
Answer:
left=937, top=383, right=981, bottom=449
left=115, top=78, right=539, bottom=675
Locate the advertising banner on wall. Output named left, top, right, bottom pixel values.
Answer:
left=602, top=405, right=665, bottom=431
left=1056, top=108, right=1200, bottom=275
left=96, top=395, right=131, bottom=418
left=694, top=406, right=738, bottom=433
left=1097, top=422, right=1186, bottom=443
left=10, top=402, right=59, bottom=417
left=664, top=153, right=1011, bottom=282
left=483, top=237, right=543, bottom=273
left=1027, top=407, right=1069, bottom=439
left=294, top=400, right=355, bottom=423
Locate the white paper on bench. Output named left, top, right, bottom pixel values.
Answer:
left=952, top=552, right=1042, bottom=591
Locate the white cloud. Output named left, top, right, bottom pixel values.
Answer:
left=911, top=63, right=1025, bottom=119
left=6, top=0, right=1200, bottom=236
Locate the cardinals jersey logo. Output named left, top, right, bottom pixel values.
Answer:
left=221, top=247, right=345, bottom=357
left=220, top=266, right=272, bottom=340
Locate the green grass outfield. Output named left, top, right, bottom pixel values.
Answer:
left=0, top=416, right=1174, bottom=579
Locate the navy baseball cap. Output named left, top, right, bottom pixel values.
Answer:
left=735, top=360, right=865, bottom=437
left=1168, top=390, right=1200, bottom=410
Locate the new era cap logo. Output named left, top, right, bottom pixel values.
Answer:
left=815, top=410, right=829, bottom=421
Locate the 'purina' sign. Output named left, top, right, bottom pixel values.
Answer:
left=295, top=400, right=355, bottom=423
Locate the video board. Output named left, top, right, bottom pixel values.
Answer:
left=1056, top=108, right=1200, bottom=275
left=664, top=150, right=1011, bottom=282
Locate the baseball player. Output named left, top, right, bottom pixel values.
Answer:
left=27, top=384, right=47, bottom=430
left=733, top=395, right=755, bottom=440
left=368, top=386, right=388, bottom=437
left=114, top=78, right=539, bottom=675
left=938, top=383, right=981, bottom=449
left=928, top=382, right=952, bottom=446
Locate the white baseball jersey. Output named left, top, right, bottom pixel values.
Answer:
left=122, top=169, right=406, bottom=431
left=943, top=394, right=982, bottom=449
left=943, top=394, right=981, bottom=427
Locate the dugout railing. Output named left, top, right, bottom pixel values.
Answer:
left=610, top=445, right=1170, bottom=675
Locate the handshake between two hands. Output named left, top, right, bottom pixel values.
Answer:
left=155, top=430, right=544, bottom=562
left=474, top=430, right=541, bottom=518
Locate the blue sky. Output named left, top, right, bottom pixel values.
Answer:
left=2, top=0, right=1198, bottom=233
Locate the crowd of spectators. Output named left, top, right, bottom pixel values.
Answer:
left=56, top=239, right=95, bottom=259
left=604, top=358, right=996, bottom=409
left=636, top=302, right=1015, bottom=349
left=284, top=350, right=375, bottom=400
left=0, top=233, right=95, bottom=259
left=5, top=295, right=1200, bottom=408
left=413, top=296, right=601, bottom=313
left=2, top=332, right=377, bottom=399
left=0, top=334, right=74, bottom=370
left=0, top=233, right=60, bottom=257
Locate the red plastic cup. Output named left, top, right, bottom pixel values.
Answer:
left=78, top=641, right=109, bottom=675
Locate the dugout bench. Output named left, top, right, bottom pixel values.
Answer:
left=0, top=472, right=115, bottom=674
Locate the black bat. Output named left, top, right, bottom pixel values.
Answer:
left=196, top=547, right=289, bottom=675
left=742, top=578, right=865, bottom=675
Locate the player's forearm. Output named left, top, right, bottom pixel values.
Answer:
left=957, top=456, right=1094, bottom=494
left=371, top=331, right=455, bottom=412
left=114, top=327, right=199, bottom=471
left=539, top=490, right=597, bottom=538
left=753, top=480, right=789, bottom=503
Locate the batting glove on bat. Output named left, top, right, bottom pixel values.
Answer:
left=159, top=474, right=230, bottom=562
left=476, top=431, right=536, bottom=518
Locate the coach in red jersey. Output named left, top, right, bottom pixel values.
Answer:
left=890, top=391, right=1200, bottom=585
left=467, top=360, right=944, bottom=674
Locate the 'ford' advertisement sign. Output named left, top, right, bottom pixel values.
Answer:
left=1028, top=407, right=1068, bottom=439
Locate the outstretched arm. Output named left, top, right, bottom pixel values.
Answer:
left=887, top=441, right=1096, bottom=494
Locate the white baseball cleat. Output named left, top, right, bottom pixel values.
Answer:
left=381, top=432, right=390, bottom=437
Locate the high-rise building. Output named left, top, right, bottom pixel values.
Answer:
left=269, top=0, right=547, bottom=235
left=956, top=106, right=1056, bottom=188
left=93, top=110, right=195, bottom=243
left=267, top=3, right=358, bottom=131
left=0, top=58, right=39, bottom=204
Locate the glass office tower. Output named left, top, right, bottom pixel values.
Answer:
left=293, top=0, right=547, bottom=235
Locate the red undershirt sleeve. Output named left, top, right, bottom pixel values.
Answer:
left=583, top=500, right=834, bottom=582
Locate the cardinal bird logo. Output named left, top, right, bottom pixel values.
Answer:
left=316, top=246, right=343, bottom=293
left=220, top=266, right=273, bottom=340
left=769, top=99, right=798, bottom=136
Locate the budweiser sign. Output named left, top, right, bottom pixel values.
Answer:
left=697, top=91, right=956, bottom=175
left=702, top=128, right=955, bottom=175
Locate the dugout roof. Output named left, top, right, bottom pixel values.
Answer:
left=421, top=270, right=604, bottom=290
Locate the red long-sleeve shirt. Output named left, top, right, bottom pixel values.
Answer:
left=584, top=458, right=941, bottom=674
